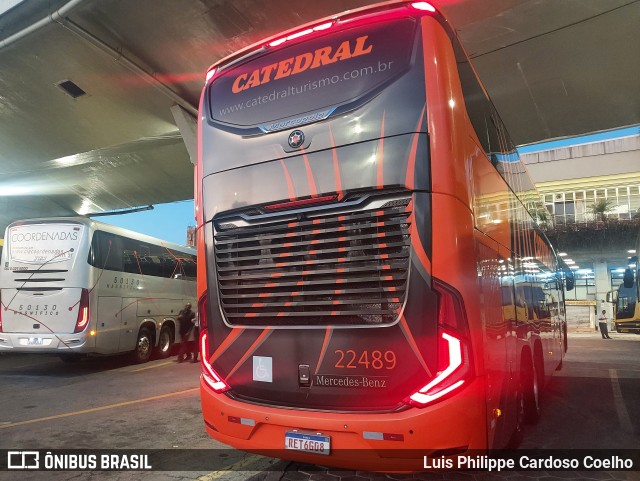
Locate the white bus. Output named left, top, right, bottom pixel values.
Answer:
left=0, top=217, right=196, bottom=363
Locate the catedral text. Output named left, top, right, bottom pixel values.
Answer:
left=231, top=35, right=373, bottom=93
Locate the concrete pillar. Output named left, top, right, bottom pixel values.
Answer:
left=170, top=104, right=197, bottom=165
left=594, top=261, right=611, bottom=329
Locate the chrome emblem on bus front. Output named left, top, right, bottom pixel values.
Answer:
left=288, top=130, right=305, bottom=149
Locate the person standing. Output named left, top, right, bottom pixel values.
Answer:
left=189, top=313, right=200, bottom=363
left=598, top=309, right=612, bottom=339
left=176, top=303, right=196, bottom=362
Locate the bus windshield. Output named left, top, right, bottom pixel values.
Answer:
left=209, top=19, right=415, bottom=129
left=616, top=283, right=638, bottom=319
left=5, top=222, right=84, bottom=271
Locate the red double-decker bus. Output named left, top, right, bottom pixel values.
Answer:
left=195, top=1, right=573, bottom=470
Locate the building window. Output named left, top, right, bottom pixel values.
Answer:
left=539, top=182, right=640, bottom=224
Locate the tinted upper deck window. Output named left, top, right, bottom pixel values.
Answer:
left=208, top=18, right=417, bottom=127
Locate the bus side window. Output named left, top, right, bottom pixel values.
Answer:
left=123, top=252, right=138, bottom=274
left=163, top=257, right=178, bottom=278
left=183, top=259, right=196, bottom=279
left=89, top=231, right=124, bottom=271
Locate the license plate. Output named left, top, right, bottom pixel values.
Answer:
left=28, top=338, right=44, bottom=345
left=285, top=431, right=330, bottom=455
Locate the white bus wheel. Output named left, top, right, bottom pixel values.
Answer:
left=156, top=325, right=175, bottom=359
left=132, top=327, right=154, bottom=364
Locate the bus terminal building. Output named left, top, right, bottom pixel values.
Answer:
left=522, top=131, right=640, bottom=329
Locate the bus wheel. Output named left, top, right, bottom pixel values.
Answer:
left=522, top=354, right=540, bottom=424
left=156, top=325, right=174, bottom=359
left=132, top=327, right=153, bottom=364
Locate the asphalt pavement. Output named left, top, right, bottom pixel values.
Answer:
left=0, top=329, right=638, bottom=481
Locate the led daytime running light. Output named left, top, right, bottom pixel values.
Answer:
left=205, top=68, right=217, bottom=84
left=269, top=21, right=335, bottom=48
left=411, top=2, right=436, bottom=12
left=409, top=332, right=464, bottom=405
left=74, top=289, right=90, bottom=333
left=264, top=194, right=338, bottom=211
left=200, top=331, right=229, bottom=392
left=287, top=28, right=313, bottom=41
left=76, top=307, right=89, bottom=330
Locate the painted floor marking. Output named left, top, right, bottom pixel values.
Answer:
left=0, top=387, right=198, bottom=430
left=197, top=455, right=281, bottom=481
left=609, top=368, right=633, bottom=433
left=130, top=360, right=175, bottom=372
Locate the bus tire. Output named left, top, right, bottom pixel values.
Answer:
left=156, top=324, right=174, bottom=359
left=522, top=353, right=540, bottom=424
left=132, top=326, right=154, bottom=364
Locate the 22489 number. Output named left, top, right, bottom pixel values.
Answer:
left=334, top=350, right=396, bottom=370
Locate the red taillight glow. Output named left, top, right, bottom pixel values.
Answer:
left=312, top=22, right=333, bottom=32
left=408, top=332, right=466, bottom=406
left=287, top=28, right=314, bottom=41
left=74, top=288, right=89, bottom=333
left=198, top=292, right=229, bottom=393
left=201, top=331, right=230, bottom=393
left=264, top=194, right=338, bottom=211
left=411, top=2, right=436, bottom=12
left=268, top=21, right=335, bottom=48
left=405, top=280, right=473, bottom=408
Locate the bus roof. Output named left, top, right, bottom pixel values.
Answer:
left=5, top=217, right=195, bottom=255
left=205, top=1, right=442, bottom=80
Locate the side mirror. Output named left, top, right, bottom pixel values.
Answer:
left=565, top=271, right=575, bottom=291
left=558, top=259, right=574, bottom=291
left=606, top=291, right=615, bottom=303
left=565, top=277, right=574, bottom=291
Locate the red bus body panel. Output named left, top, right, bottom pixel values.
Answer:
left=196, top=1, right=566, bottom=470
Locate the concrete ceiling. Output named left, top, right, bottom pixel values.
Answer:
left=0, top=0, right=638, bottom=233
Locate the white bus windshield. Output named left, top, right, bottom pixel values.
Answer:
left=5, top=223, right=84, bottom=270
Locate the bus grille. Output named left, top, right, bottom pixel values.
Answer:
left=214, top=197, right=412, bottom=326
